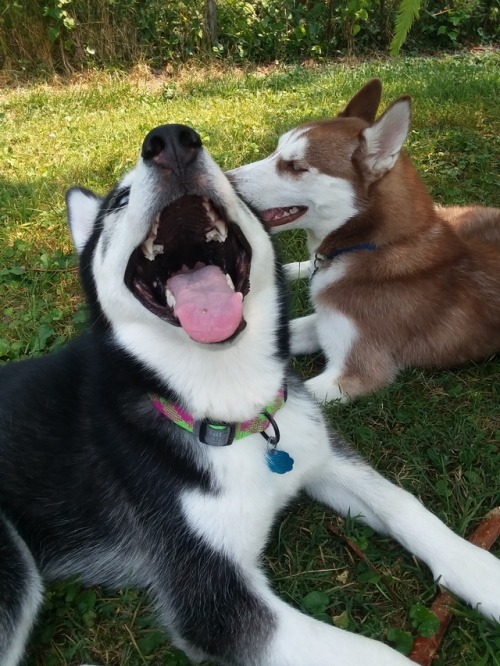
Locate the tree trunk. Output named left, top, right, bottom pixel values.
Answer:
left=206, top=0, right=217, bottom=48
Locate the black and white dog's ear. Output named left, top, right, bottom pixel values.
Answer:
left=66, top=187, right=102, bottom=255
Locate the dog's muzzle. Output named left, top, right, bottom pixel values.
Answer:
left=125, top=125, right=252, bottom=345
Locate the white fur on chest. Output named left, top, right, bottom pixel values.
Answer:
left=311, top=259, right=359, bottom=372
left=181, top=391, right=331, bottom=569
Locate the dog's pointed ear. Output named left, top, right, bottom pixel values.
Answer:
left=355, top=96, right=411, bottom=182
left=338, top=79, right=383, bottom=123
left=66, top=187, right=102, bottom=254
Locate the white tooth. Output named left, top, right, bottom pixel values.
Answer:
left=166, top=288, right=176, bottom=308
left=205, top=229, right=220, bottom=242
left=203, top=200, right=211, bottom=211
left=289, top=207, right=298, bottom=214
left=205, top=225, right=227, bottom=243
left=214, top=219, right=228, bottom=241
left=142, top=238, right=155, bottom=261
left=225, top=273, right=235, bottom=291
left=142, top=239, right=164, bottom=261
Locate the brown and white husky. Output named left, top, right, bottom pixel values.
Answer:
left=228, top=79, right=500, bottom=402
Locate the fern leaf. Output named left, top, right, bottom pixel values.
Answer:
left=390, top=0, right=422, bottom=56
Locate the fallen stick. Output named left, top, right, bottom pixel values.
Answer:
left=409, top=506, right=500, bottom=666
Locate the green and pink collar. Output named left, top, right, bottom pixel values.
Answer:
left=151, top=387, right=286, bottom=447
left=150, top=386, right=294, bottom=474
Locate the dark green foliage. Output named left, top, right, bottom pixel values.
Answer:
left=0, top=0, right=497, bottom=73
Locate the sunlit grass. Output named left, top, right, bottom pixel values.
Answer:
left=1, top=52, right=499, bottom=665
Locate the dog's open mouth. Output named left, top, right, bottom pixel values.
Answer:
left=125, top=195, right=251, bottom=344
left=260, top=206, right=307, bottom=227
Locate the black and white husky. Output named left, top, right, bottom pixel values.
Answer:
left=0, top=125, right=499, bottom=666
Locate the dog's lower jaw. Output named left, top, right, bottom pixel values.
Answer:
left=260, top=206, right=308, bottom=228
left=109, top=298, right=289, bottom=424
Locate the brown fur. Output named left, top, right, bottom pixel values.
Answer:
left=309, top=85, right=500, bottom=398
left=436, top=205, right=500, bottom=243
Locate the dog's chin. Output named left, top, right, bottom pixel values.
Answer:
left=124, top=194, right=252, bottom=344
left=260, top=206, right=308, bottom=228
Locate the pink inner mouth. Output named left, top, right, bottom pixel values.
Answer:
left=260, top=206, right=308, bottom=228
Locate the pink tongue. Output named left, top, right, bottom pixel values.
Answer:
left=167, top=265, right=243, bottom=344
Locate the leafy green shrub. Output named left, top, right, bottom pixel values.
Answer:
left=0, top=0, right=497, bottom=73
left=215, top=0, right=327, bottom=61
left=407, top=0, right=499, bottom=50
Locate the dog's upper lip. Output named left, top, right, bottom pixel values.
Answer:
left=260, top=206, right=308, bottom=227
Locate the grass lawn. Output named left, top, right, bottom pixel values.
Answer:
left=1, top=52, right=499, bottom=665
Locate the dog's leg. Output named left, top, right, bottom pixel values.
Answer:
left=290, top=314, right=321, bottom=354
left=306, top=448, right=500, bottom=621
left=299, top=308, right=361, bottom=402
left=257, top=589, right=414, bottom=665
left=153, top=538, right=412, bottom=665
left=305, top=364, right=398, bottom=403
left=284, top=260, right=313, bottom=281
left=0, top=516, right=44, bottom=666
left=171, top=595, right=413, bottom=665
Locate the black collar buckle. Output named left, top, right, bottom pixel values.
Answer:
left=194, top=420, right=235, bottom=447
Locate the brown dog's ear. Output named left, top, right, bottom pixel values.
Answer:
left=337, top=79, right=383, bottom=123
left=354, top=95, right=412, bottom=183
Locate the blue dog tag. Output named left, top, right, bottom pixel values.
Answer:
left=267, top=449, right=294, bottom=474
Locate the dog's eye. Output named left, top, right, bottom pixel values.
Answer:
left=113, top=188, right=130, bottom=209
left=278, top=158, right=309, bottom=176
left=289, top=161, right=308, bottom=174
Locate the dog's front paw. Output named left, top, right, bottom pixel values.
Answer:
left=436, top=540, right=500, bottom=622
left=305, top=374, right=349, bottom=404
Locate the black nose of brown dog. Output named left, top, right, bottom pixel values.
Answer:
left=141, top=124, right=202, bottom=170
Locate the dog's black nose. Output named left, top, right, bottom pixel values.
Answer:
left=141, top=124, right=202, bottom=169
